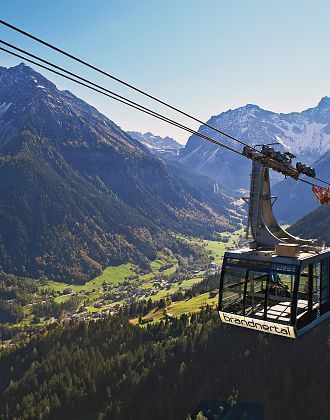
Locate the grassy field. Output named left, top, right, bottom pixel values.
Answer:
left=204, top=240, right=226, bottom=264
left=41, top=251, right=177, bottom=290
left=169, top=292, right=218, bottom=317
left=140, top=250, right=179, bottom=281
left=148, top=276, right=203, bottom=302
left=176, top=227, right=246, bottom=265
left=94, top=264, right=135, bottom=285
left=40, top=263, right=135, bottom=293
left=131, top=291, right=218, bottom=324
left=54, top=294, right=73, bottom=304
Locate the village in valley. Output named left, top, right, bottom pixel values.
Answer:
left=0, top=229, right=246, bottom=346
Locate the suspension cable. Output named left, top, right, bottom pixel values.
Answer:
left=0, top=19, right=270, bottom=151
left=1, top=20, right=329, bottom=186
left=0, top=45, right=326, bottom=190
left=0, top=45, right=322, bottom=186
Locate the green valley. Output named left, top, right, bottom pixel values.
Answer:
left=0, top=228, right=247, bottom=345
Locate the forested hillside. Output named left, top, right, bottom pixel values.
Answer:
left=289, top=201, right=330, bottom=245
left=1, top=309, right=329, bottom=420
left=0, top=64, right=239, bottom=282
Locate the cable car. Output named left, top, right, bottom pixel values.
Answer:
left=218, top=157, right=330, bottom=338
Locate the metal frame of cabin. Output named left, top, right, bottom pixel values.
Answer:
left=218, top=160, right=330, bottom=338
left=218, top=248, right=330, bottom=338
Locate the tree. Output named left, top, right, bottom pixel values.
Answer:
left=283, top=369, right=294, bottom=398
left=158, top=299, right=166, bottom=309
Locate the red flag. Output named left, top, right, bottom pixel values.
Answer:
left=312, top=185, right=330, bottom=205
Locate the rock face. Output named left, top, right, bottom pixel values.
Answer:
left=127, top=131, right=182, bottom=160
left=179, top=99, right=330, bottom=190
left=0, top=64, right=236, bottom=282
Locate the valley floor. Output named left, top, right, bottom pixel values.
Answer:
left=0, top=228, right=247, bottom=345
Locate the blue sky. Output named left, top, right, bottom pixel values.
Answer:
left=1, top=0, right=330, bottom=143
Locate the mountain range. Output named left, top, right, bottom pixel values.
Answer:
left=1, top=62, right=329, bottom=282
left=0, top=63, right=237, bottom=282
left=179, top=99, right=330, bottom=192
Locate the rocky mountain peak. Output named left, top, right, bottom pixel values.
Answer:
left=1, top=62, right=57, bottom=93
left=0, top=63, right=145, bottom=155
left=317, top=96, right=330, bottom=108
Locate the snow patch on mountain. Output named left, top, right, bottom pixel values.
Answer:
left=127, top=131, right=183, bottom=160
left=0, top=102, right=11, bottom=117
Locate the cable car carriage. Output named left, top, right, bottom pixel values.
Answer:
left=218, top=147, right=330, bottom=338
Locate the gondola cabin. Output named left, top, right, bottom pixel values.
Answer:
left=218, top=246, right=330, bottom=338
left=218, top=155, right=330, bottom=338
